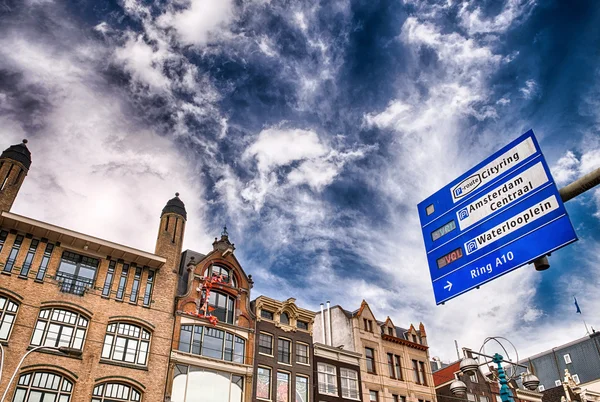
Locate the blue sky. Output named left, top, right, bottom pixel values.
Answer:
left=1, top=0, right=599, bottom=361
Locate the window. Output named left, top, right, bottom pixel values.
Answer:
left=480, top=396, right=489, bottom=402
left=388, top=327, right=394, bottom=336
left=207, top=265, right=237, bottom=287
left=470, top=373, right=478, bottom=383
left=419, top=361, right=427, bottom=385
left=297, top=320, right=308, bottom=330
left=555, top=380, right=562, bottom=386
left=412, top=360, right=419, bottom=383
left=278, top=338, right=291, bottom=364
left=171, top=365, right=244, bottom=402
left=393, top=395, right=400, bottom=402
left=102, top=261, right=116, bottom=297
left=277, top=372, right=290, bottom=402
left=340, top=368, right=359, bottom=399
left=129, top=266, right=142, bottom=303
left=366, top=348, right=376, bottom=373
left=31, top=308, right=88, bottom=350
left=3, top=234, right=24, bottom=272
left=12, top=371, right=73, bottom=402
left=19, top=239, right=39, bottom=277
left=363, top=319, right=373, bottom=332
left=208, top=291, right=235, bottom=324
left=280, top=312, right=289, bottom=325
left=257, top=367, right=272, bottom=400
left=317, top=363, right=337, bottom=395
left=116, top=264, right=129, bottom=300
left=412, top=334, right=418, bottom=344
left=56, top=251, right=99, bottom=295
left=564, top=354, right=572, bottom=364
left=0, top=295, right=18, bottom=340
left=296, top=343, right=309, bottom=364
left=261, top=310, right=274, bottom=320
left=92, top=383, right=141, bottom=401
left=0, top=230, right=8, bottom=254
left=101, top=322, right=150, bottom=366
left=35, top=243, right=54, bottom=281
left=142, top=270, right=154, bottom=307
left=259, top=333, right=274, bottom=355
left=369, top=391, right=378, bottom=402
left=178, top=325, right=245, bottom=363
left=572, top=374, right=580, bottom=385
left=538, top=385, right=545, bottom=392
left=495, top=395, right=502, bottom=402
left=388, top=353, right=395, bottom=378
left=395, top=355, right=402, bottom=380
left=296, top=376, right=308, bottom=402
left=467, top=394, right=476, bottom=402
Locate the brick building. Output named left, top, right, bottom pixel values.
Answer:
left=313, top=301, right=436, bottom=402
left=251, top=296, right=315, bottom=402
left=0, top=139, right=182, bottom=401
left=165, top=230, right=256, bottom=402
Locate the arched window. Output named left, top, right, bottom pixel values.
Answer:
left=178, top=324, right=245, bottom=363
left=12, top=371, right=73, bottom=402
left=280, top=312, right=289, bottom=325
left=171, top=365, right=243, bottom=402
left=207, top=265, right=237, bottom=287
left=30, top=308, right=88, bottom=350
left=208, top=291, right=235, bottom=324
left=92, top=383, right=141, bottom=401
left=101, top=322, right=151, bottom=366
left=0, top=294, right=19, bottom=341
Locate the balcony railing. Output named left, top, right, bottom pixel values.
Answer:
left=55, top=272, right=94, bottom=296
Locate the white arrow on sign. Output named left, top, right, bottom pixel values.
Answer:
left=444, top=281, right=452, bottom=291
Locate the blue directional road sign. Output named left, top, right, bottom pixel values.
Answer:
left=417, top=130, right=577, bottom=305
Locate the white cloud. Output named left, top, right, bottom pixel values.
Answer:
left=552, top=150, right=580, bottom=185
left=115, top=34, right=170, bottom=91
left=519, top=79, right=537, bottom=98
left=458, top=0, right=536, bottom=35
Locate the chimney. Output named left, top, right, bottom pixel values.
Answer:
left=320, top=303, right=326, bottom=344
left=326, top=301, right=332, bottom=346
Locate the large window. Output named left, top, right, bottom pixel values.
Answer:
left=276, top=372, right=289, bottom=402
left=92, top=383, right=141, bottom=402
left=207, top=265, right=237, bottom=287
left=4, top=234, right=24, bottom=273
left=296, top=342, right=309, bottom=364
left=56, top=251, right=99, bottom=295
left=31, top=308, right=88, bottom=350
left=258, top=333, right=273, bottom=355
left=171, top=365, right=244, bottom=402
left=317, top=363, right=337, bottom=396
left=395, top=355, right=402, bottom=380
left=11, top=371, right=73, bottom=402
left=257, top=367, right=271, bottom=400
left=208, top=291, right=235, bottom=324
left=178, top=325, right=245, bottom=363
left=19, top=239, right=39, bottom=277
left=388, top=354, right=402, bottom=380
left=340, top=368, right=359, bottom=399
left=295, top=376, right=308, bottom=402
left=0, top=295, right=18, bottom=340
left=101, top=322, right=150, bottom=366
left=278, top=338, right=291, bottom=364
left=370, top=391, right=379, bottom=402
left=419, top=361, right=427, bottom=385
left=366, top=348, right=376, bottom=373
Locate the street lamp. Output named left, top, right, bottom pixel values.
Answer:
left=0, top=346, right=82, bottom=402
left=450, top=339, right=540, bottom=402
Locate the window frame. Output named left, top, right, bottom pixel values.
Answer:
left=30, top=307, right=89, bottom=351
left=129, top=266, right=142, bottom=304
left=207, top=264, right=237, bottom=287
left=276, top=371, right=290, bottom=402
left=261, top=310, right=274, bottom=320
left=564, top=354, right=572, bottom=364
left=0, top=294, right=19, bottom=341
left=369, top=390, right=379, bottom=402
left=297, top=320, right=309, bottom=330
left=277, top=338, right=291, bottom=365
left=280, top=312, right=290, bottom=325
left=295, top=342, right=309, bottom=365
left=35, top=243, right=54, bottom=281
left=3, top=234, right=24, bottom=273
left=257, top=366, right=272, bottom=400
left=142, top=270, right=155, bottom=307
left=572, top=374, right=580, bottom=385
left=19, top=238, right=39, bottom=277
left=56, top=251, right=100, bottom=295
left=295, top=375, right=309, bottom=402
left=208, top=290, right=235, bottom=325
left=340, top=368, right=360, bottom=400
left=365, top=347, right=376, bottom=374
left=101, top=322, right=151, bottom=366
left=102, top=261, right=116, bottom=297
left=12, top=371, right=74, bottom=402
left=91, top=382, right=142, bottom=402
left=177, top=324, right=245, bottom=363
left=258, top=332, right=274, bottom=356
left=317, top=363, right=338, bottom=396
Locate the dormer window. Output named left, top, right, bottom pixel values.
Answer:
left=208, top=265, right=237, bottom=287
left=280, top=312, right=289, bottom=325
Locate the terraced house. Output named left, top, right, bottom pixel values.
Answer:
left=0, top=139, right=182, bottom=401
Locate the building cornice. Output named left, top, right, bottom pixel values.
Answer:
left=382, top=334, right=428, bottom=351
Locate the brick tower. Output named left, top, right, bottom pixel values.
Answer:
left=0, top=139, right=31, bottom=213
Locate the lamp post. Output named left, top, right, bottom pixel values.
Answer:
left=450, top=339, right=540, bottom=402
left=0, top=346, right=82, bottom=402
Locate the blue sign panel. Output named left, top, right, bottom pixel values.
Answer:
left=418, top=130, right=577, bottom=305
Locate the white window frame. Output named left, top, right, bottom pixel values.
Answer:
left=572, top=374, right=580, bottom=385
left=470, top=373, right=478, bottom=383
left=564, top=354, right=572, bottom=364
left=555, top=380, right=562, bottom=386
left=101, top=322, right=151, bottom=366
left=30, top=307, right=89, bottom=351
left=0, top=295, right=19, bottom=341
left=340, top=368, right=360, bottom=400
left=257, top=366, right=272, bottom=401
left=296, top=375, right=309, bottom=402
left=467, top=394, right=476, bottom=402
left=276, top=371, right=290, bottom=402
left=480, top=396, right=489, bottom=402
left=317, top=363, right=338, bottom=396
left=538, top=385, right=545, bottom=392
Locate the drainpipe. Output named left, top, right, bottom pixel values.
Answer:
left=320, top=303, right=326, bottom=344
left=326, top=301, right=332, bottom=346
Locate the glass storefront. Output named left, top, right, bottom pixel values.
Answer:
left=171, top=365, right=244, bottom=402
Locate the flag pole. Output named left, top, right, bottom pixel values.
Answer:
left=575, top=296, right=590, bottom=335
